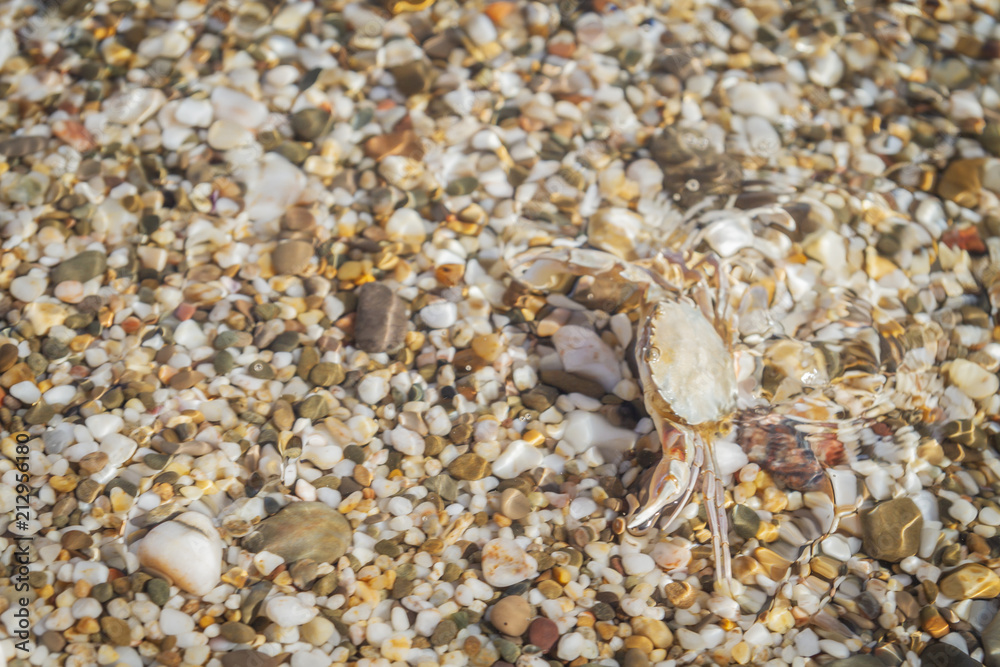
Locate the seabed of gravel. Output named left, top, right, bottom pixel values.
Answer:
left=5, top=0, right=1000, bottom=666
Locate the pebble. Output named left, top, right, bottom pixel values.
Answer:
left=219, top=621, right=256, bottom=644
left=940, top=564, right=1000, bottom=600
left=948, top=359, right=1000, bottom=400
left=136, top=512, right=222, bottom=596
left=266, top=595, right=317, bottom=627
left=528, top=617, right=559, bottom=652
left=159, top=608, right=196, bottom=635
left=51, top=250, right=107, bottom=284
left=552, top=325, right=622, bottom=392
left=491, top=439, right=543, bottom=479
left=354, top=282, right=408, bottom=353
left=490, top=595, right=532, bottom=636
left=420, top=301, right=458, bottom=329
left=500, top=488, right=531, bottom=521
left=10, top=275, right=46, bottom=302
left=243, top=502, right=350, bottom=563
left=9, top=381, right=40, bottom=404
left=861, top=497, right=923, bottom=562
left=447, top=452, right=490, bottom=480
left=271, top=240, right=314, bottom=275
left=481, top=538, right=539, bottom=587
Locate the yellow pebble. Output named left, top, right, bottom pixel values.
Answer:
left=49, top=474, right=79, bottom=493
left=199, top=615, right=216, bottom=629
left=732, top=641, right=751, bottom=664
left=553, top=566, right=572, bottom=585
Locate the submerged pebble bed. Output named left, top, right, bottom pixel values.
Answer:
left=4, top=0, right=1000, bottom=666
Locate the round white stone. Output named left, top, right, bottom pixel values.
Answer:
left=85, top=413, right=124, bottom=440
left=9, top=381, right=40, bottom=405
left=420, top=301, right=458, bottom=330
left=388, top=425, right=424, bottom=456
left=266, top=596, right=318, bottom=627
left=159, top=608, right=195, bottom=635
left=621, top=553, right=655, bottom=576
left=480, top=538, right=538, bottom=587
left=10, top=275, right=46, bottom=302
left=357, top=375, right=390, bottom=405
left=136, top=512, right=222, bottom=596
left=491, top=439, right=543, bottom=479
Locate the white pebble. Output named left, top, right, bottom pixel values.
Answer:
left=388, top=425, right=424, bottom=457
left=480, top=538, right=538, bottom=587
left=569, top=497, right=599, bottom=520
left=949, top=497, right=978, bottom=525
left=676, top=628, right=705, bottom=651
left=980, top=506, right=1000, bottom=526
left=85, top=413, right=124, bottom=440
left=556, top=633, right=585, bottom=661
left=10, top=275, right=46, bottom=302
left=9, top=381, right=40, bottom=405
left=553, top=325, right=622, bottom=392
left=491, top=439, right=543, bottom=479
left=357, top=375, right=390, bottom=405
left=420, top=301, right=458, bottom=330
left=621, top=553, right=655, bottom=576
left=794, top=628, right=820, bottom=656
left=266, top=596, right=318, bottom=627
left=159, top=608, right=195, bottom=635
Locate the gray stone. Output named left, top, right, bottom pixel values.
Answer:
left=354, top=282, right=407, bottom=353
left=51, top=250, right=107, bottom=284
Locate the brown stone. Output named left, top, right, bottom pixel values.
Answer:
left=354, top=282, right=408, bottom=353
left=940, top=563, right=1000, bottom=600
left=271, top=240, right=314, bottom=275
left=490, top=595, right=532, bottom=636
left=861, top=497, right=923, bottom=562
left=527, top=616, right=558, bottom=652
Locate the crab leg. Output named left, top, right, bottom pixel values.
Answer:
left=700, top=433, right=737, bottom=596
left=626, top=431, right=703, bottom=534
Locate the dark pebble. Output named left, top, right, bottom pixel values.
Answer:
left=528, top=617, right=559, bottom=652
left=354, top=282, right=407, bottom=354
left=146, top=578, right=170, bottom=606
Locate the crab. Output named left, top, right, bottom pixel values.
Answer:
left=509, top=245, right=746, bottom=595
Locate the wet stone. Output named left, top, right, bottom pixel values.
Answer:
left=219, top=621, right=256, bottom=644
left=732, top=504, right=761, bottom=540
left=861, top=497, right=923, bottom=562
left=248, top=361, right=275, bottom=380
left=490, top=594, right=532, bottom=636
left=447, top=453, right=490, bottom=481
left=354, top=282, right=408, bottom=354
left=270, top=331, right=300, bottom=352
left=51, top=250, right=107, bottom=284
left=146, top=578, right=170, bottom=606
left=432, top=619, right=458, bottom=646
left=521, top=385, right=559, bottom=411
left=309, top=362, right=344, bottom=387
left=271, top=240, right=314, bottom=275
left=296, top=395, right=329, bottom=420
left=940, top=564, right=1000, bottom=600
left=243, top=502, right=351, bottom=563
left=0, top=344, right=17, bottom=372
left=538, top=370, right=605, bottom=398
left=528, top=617, right=559, bottom=652
left=290, top=108, right=332, bottom=140
left=101, top=616, right=132, bottom=645
left=921, top=643, right=985, bottom=667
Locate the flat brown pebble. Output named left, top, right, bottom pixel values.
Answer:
left=861, top=497, right=923, bottom=562
left=528, top=617, right=559, bottom=652
left=490, top=595, right=532, bottom=636
left=219, top=621, right=256, bottom=644
left=61, top=530, right=93, bottom=550
left=354, top=282, right=408, bottom=354
left=309, top=362, right=344, bottom=387
left=101, top=616, right=133, bottom=645
left=40, top=630, right=66, bottom=652
left=168, top=370, right=204, bottom=390
left=624, top=648, right=650, bottom=667
left=0, top=344, right=17, bottom=372
left=538, top=370, right=606, bottom=398
left=271, top=240, right=314, bottom=275
left=52, top=250, right=107, bottom=284
left=500, top=488, right=532, bottom=521
left=447, top=452, right=490, bottom=480
left=78, top=451, right=110, bottom=474
left=271, top=400, right=295, bottom=431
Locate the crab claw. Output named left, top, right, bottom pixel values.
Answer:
left=625, top=455, right=692, bottom=535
